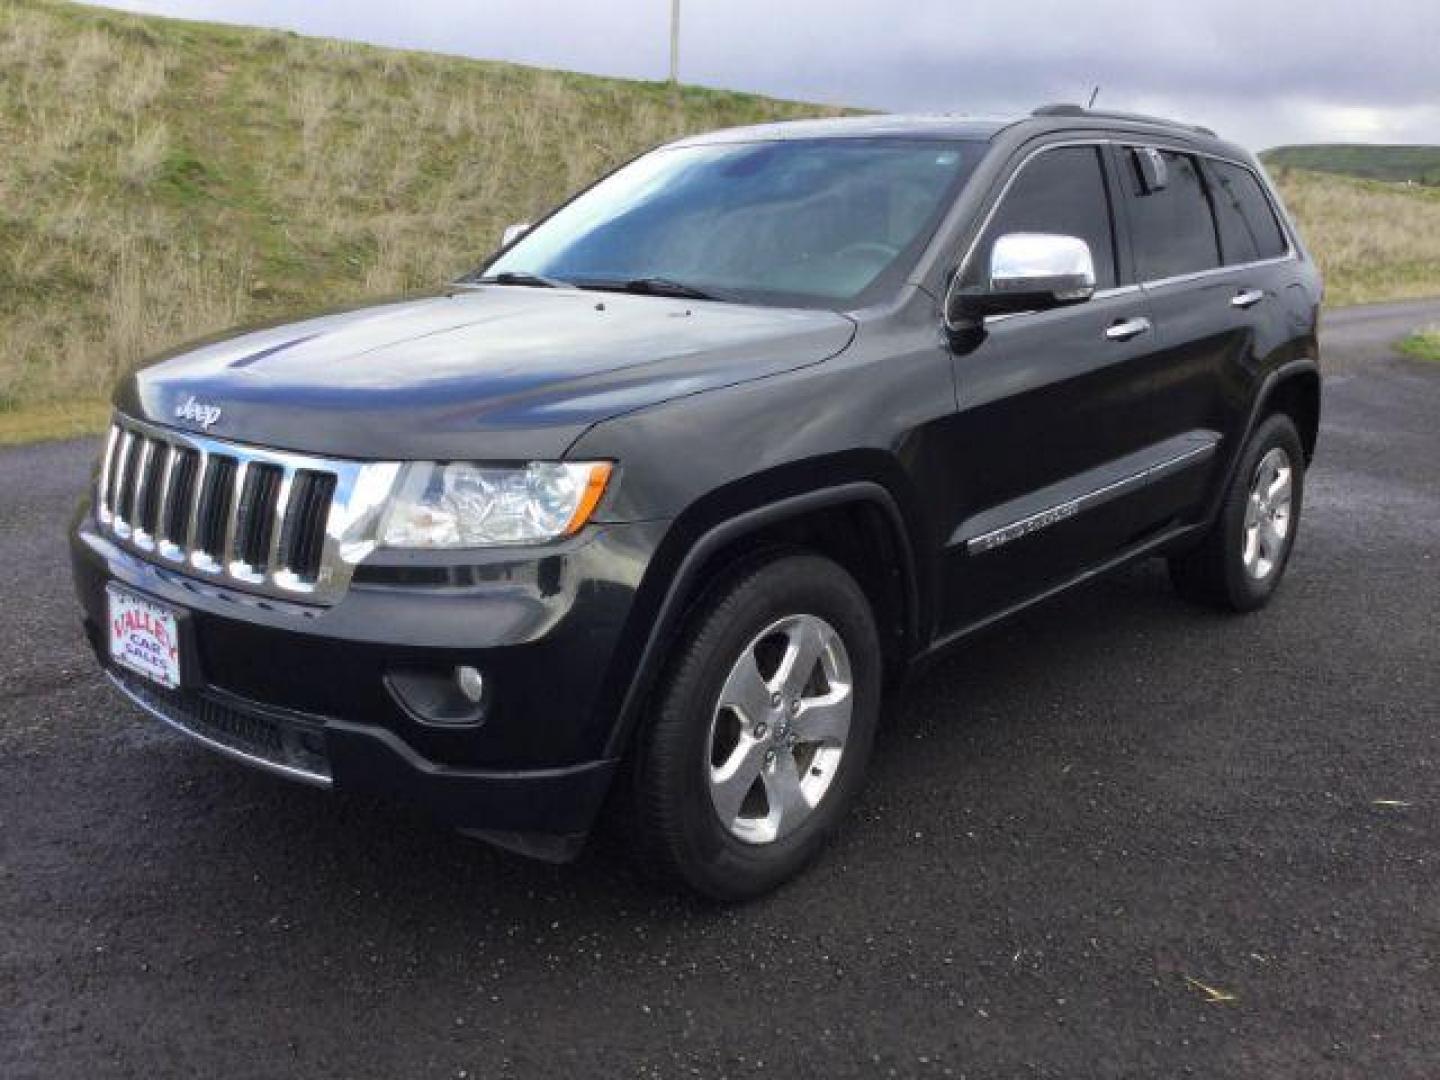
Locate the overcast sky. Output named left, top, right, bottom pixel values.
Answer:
left=98, top=0, right=1439, bottom=150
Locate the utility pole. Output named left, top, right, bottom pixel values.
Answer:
left=669, top=0, right=680, bottom=85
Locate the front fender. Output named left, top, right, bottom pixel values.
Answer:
left=592, top=463, right=927, bottom=760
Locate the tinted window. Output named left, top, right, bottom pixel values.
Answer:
left=1205, top=159, right=1289, bottom=263
left=965, top=146, right=1117, bottom=289
left=1127, top=149, right=1220, bottom=281
left=485, top=139, right=981, bottom=308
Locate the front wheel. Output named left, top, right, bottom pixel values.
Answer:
left=629, top=552, right=882, bottom=900
left=1169, top=412, right=1306, bottom=612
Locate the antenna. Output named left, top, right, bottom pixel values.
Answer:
left=1087, top=85, right=1101, bottom=108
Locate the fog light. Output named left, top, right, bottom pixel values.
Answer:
left=384, top=666, right=491, bottom=728
left=456, top=665, right=485, bottom=703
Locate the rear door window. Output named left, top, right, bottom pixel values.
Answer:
left=966, top=145, right=1118, bottom=289
left=1125, top=149, right=1221, bottom=281
left=1205, top=159, right=1290, bottom=264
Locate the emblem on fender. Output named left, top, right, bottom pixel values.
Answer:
left=174, top=395, right=223, bottom=430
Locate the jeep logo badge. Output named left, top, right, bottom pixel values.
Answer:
left=174, top=395, right=222, bottom=430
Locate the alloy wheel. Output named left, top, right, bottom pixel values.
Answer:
left=706, top=614, right=853, bottom=845
left=1242, top=445, right=1294, bottom=580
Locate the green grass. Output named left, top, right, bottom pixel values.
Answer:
left=0, top=400, right=111, bottom=447
left=1398, top=328, right=1440, bottom=362
left=1263, top=144, right=1440, bottom=186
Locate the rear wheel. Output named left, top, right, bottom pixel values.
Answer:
left=629, top=552, right=881, bottom=900
left=1169, top=413, right=1305, bottom=612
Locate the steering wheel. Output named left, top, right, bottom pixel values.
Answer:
left=834, top=241, right=901, bottom=262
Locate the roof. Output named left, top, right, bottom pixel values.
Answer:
left=667, top=107, right=1242, bottom=157
left=669, top=114, right=1015, bottom=146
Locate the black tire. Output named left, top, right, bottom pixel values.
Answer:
left=1169, top=413, right=1306, bottom=612
left=628, top=551, right=882, bottom=901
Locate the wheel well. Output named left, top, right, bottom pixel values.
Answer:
left=1263, top=370, right=1320, bottom=463
left=684, top=500, right=913, bottom=683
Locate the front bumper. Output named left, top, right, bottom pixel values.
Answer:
left=72, top=504, right=669, bottom=849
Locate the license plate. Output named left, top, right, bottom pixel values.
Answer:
left=107, top=585, right=182, bottom=690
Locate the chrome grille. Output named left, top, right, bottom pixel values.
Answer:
left=96, top=416, right=399, bottom=606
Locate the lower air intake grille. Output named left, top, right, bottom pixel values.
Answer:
left=109, top=667, right=332, bottom=784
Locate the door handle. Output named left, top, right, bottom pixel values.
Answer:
left=1105, top=317, right=1152, bottom=342
left=1231, top=288, right=1265, bottom=309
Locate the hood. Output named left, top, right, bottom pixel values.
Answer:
left=119, top=286, right=856, bottom=460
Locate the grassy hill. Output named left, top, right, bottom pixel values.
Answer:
left=1263, top=144, right=1440, bottom=186
left=1, top=2, right=1439, bottom=444
left=0, top=0, right=844, bottom=441
left=1268, top=168, right=1440, bottom=307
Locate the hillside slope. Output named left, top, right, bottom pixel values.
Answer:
left=1264, top=144, right=1440, bottom=186
left=2, top=2, right=1439, bottom=443
left=1270, top=168, right=1440, bottom=307
left=0, top=0, right=843, bottom=440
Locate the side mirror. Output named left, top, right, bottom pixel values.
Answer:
left=501, top=221, right=532, bottom=248
left=946, top=232, right=1097, bottom=328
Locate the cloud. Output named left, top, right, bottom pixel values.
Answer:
left=97, top=0, right=1440, bottom=148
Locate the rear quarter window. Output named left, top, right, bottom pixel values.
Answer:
left=1205, top=159, right=1290, bottom=264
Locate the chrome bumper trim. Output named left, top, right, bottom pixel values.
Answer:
left=106, top=670, right=333, bottom=789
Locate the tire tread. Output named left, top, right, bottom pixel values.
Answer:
left=625, top=550, right=880, bottom=900
left=1169, top=412, right=1304, bottom=613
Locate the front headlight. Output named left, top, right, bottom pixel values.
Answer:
left=379, top=461, right=612, bottom=548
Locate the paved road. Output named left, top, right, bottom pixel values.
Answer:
left=3, top=302, right=1439, bottom=1079
left=1318, top=297, right=1440, bottom=373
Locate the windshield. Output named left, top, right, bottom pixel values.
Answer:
left=479, top=138, right=983, bottom=308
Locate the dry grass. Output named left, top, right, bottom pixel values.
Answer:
left=117, top=121, right=169, bottom=186
left=0, top=0, right=842, bottom=439
left=1272, top=168, right=1440, bottom=307
left=1, top=0, right=1437, bottom=445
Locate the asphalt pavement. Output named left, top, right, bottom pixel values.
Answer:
left=3, top=300, right=1439, bottom=1078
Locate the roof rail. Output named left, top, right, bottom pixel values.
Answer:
left=1031, top=103, right=1217, bottom=139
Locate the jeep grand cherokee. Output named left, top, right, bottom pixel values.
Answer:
left=72, top=106, right=1321, bottom=898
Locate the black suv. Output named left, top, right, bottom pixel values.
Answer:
left=72, top=107, right=1321, bottom=898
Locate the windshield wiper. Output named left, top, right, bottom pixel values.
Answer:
left=625, top=277, right=737, bottom=301
left=475, top=272, right=736, bottom=302
left=471, top=271, right=574, bottom=289
left=579, top=277, right=735, bottom=302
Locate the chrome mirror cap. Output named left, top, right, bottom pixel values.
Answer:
left=500, top=221, right=532, bottom=248
left=944, top=231, right=1098, bottom=331
left=988, top=232, right=1097, bottom=302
